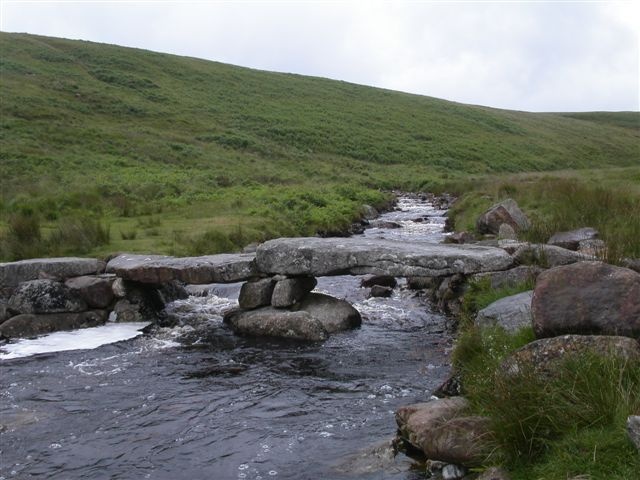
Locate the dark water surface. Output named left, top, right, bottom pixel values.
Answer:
left=1, top=196, right=453, bottom=480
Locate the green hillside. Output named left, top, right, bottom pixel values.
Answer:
left=1, top=32, right=639, bottom=259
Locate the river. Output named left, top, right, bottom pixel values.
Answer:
left=0, top=195, right=453, bottom=480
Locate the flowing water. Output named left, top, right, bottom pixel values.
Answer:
left=0, top=196, right=453, bottom=480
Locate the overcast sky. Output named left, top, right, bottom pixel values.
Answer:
left=1, top=1, right=638, bottom=112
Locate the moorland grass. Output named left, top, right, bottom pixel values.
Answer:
left=453, top=279, right=640, bottom=478
left=1, top=32, right=639, bottom=259
left=445, top=167, right=640, bottom=262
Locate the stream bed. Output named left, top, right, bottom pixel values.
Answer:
left=1, top=196, right=453, bottom=480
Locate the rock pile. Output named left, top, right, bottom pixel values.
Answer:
left=0, top=257, right=184, bottom=339
left=224, top=275, right=361, bottom=341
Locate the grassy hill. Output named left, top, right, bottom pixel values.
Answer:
left=1, top=32, right=639, bottom=259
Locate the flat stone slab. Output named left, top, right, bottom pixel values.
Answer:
left=0, top=257, right=105, bottom=290
left=106, top=253, right=257, bottom=284
left=256, top=237, right=514, bottom=277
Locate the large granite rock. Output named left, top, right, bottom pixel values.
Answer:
left=238, top=278, right=276, bottom=309
left=395, top=397, right=490, bottom=466
left=0, top=310, right=108, bottom=339
left=548, top=227, right=598, bottom=251
left=255, top=238, right=513, bottom=277
left=271, top=276, right=317, bottom=307
left=513, top=244, right=594, bottom=267
left=476, top=291, right=533, bottom=332
left=472, top=265, right=542, bottom=290
left=0, top=257, right=104, bottom=291
left=223, top=307, right=327, bottom=341
left=65, top=275, right=115, bottom=309
left=501, top=335, right=640, bottom=377
left=8, top=280, right=87, bottom=315
left=532, top=262, right=640, bottom=338
left=361, top=275, right=397, bottom=289
left=361, top=204, right=379, bottom=220
left=476, top=199, right=530, bottom=235
left=106, top=253, right=257, bottom=284
left=292, top=293, right=361, bottom=333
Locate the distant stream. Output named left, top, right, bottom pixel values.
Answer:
left=0, top=196, right=452, bottom=480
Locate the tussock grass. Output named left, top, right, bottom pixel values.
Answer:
left=455, top=326, right=640, bottom=477
left=453, top=277, right=640, bottom=477
left=446, top=169, right=640, bottom=262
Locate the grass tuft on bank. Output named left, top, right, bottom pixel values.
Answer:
left=445, top=168, right=640, bottom=262
left=453, top=279, right=640, bottom=479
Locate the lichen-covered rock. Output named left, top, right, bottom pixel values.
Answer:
left=0, top=257, right=104, bottom=290
left=361, top=204, right=379, bottom=220
left=256, top=237, right=514, bottom=277
left=271, top=276, right=317, bottom=307
left=65, top=275, right=115, bottom=309
left=238, top=278, right=276, bottom=309
left=501, top=335, right=640, bottom=378
left=498, top=223, right=517, bottom=240
left=472, top=266, right=542, bottom=290
left=292, top=292, right=361, bottom=333
left=395, top=397, right=491, bottom=466
left=444, top=232, right=476, bottom=244
left=0, top=310, right=108, bottom=339
left=106, top=253, right=257, bottom=284
left=8, top=280, right=87, bottom=315
left=577, top=238, right=606, bottom=257
left=532, top=261, right=640, bottom=338
left=223, top=307, right=327, bottom=341
left=513, top=244, right=594, bottom=268
left=476, top=199, right=530, bottom=235
left=548, top=227, right=598, bottom=251
left=476, top=291, right=533, bottom=332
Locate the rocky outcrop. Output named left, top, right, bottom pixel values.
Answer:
left=395, top=397, right=490, bottom=466
left=476, top=199, right=530, bottom=235
left=0, top=257, right=105, bottom=291
left=547, top=227, right=598, bottom=251
left=65, top=275, right=115, bottom=309
left=292, top=293, right=361, bottom=333
left=256, top=237, right=514, bottom=277
left=501, top=335, right=640, bottom=378
left=532, top=262, right=640, bottom=339
left=513, top=244, right=594, bottom=267
left=223, top=308, right=327, bottom=341
left=106, top=253, right=257, bottom=284
left=0, top=310, right=108, bottom=339
left=271, top=276, right=317, bottom=307
left=8, top=280, right=87, bottom=315
left=476, top=291, right=533, bottom=332
left=238, top=278, right=276, bottom=310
